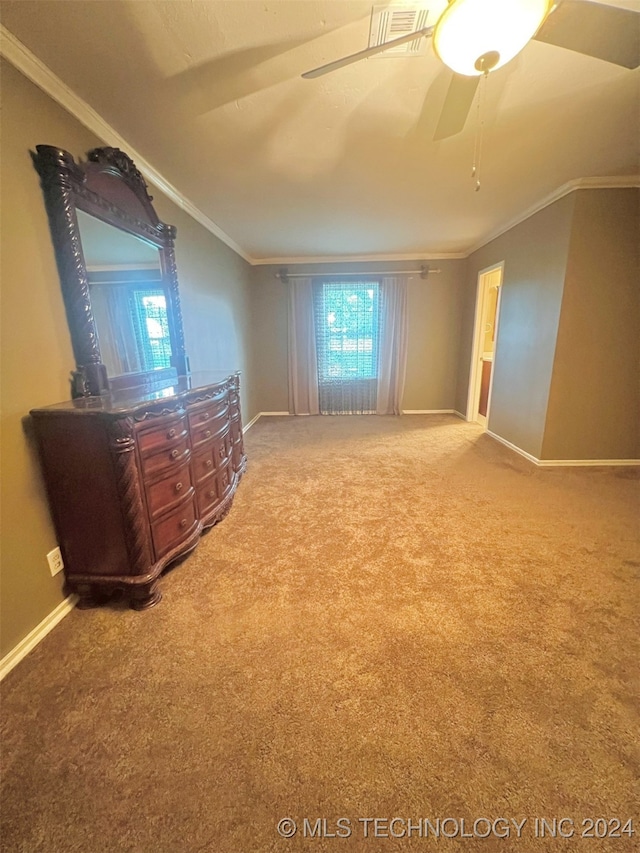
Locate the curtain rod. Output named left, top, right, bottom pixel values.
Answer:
left=276, top=264, right=440, bottom=283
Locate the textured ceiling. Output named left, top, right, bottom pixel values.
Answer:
left=2, top=0, right=639, bottom=261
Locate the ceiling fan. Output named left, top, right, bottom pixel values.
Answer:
left=302, top=0, right=640, bottom=140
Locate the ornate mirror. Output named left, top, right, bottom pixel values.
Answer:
left=32, top=145, right=188, bottom=398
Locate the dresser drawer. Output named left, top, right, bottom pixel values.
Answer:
left=145, top=462, right=193, bottom=520
left=217, top=464, right=233, bottom=500
left=189, top=408, right=230, bottom=449
left=188, top=387, right=226, bottom=414
left=195, top=460, right=232, bottom=513
left=142, top=438, right=190, bottom=477
left=191, top=431, right=230, bottom=483
left=197, top=479, right=219, bottom=515
left=219, top=430, right=233, bottom=463
left=192, top=446, right=216, bottom=484
left=188, top=396, right=227, bottom=429
left=151, top=495, right=198, bottom=560
left=230, top=420, right=242, bottom=443
left=137, top=415, right=188, bottom=455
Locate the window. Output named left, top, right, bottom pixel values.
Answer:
left=88, top=268, right=173, bottom=377
left=131, top=290, right=172, bottom=371
left=313, top=280, right=381, bottom=414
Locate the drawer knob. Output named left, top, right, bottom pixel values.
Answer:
left=208, top=489, right=215, bottom=498
left=179, top=518, right=188, bottom=529
left=202, top=413, right=210, bottom=421
left=222, top=474, right=228, bottom=486
left=205, top=459, right=213, bottom=468
left=170, top=449, right=180, bottom=459
left=219, top=447, right=225, bottom=458
left=204, top=430, right=211, bottom=438
left=167, top=428, right=176, bottom=439
left=175, top=482, right=183, bottom=492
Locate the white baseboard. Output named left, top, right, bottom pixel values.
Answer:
left=486, top=430, right=640, bottom=468
left=0, top=594, right=78, bottom=681
left=486, top=430, right=540, bottom=464
left=536, top=458, right=640, bottom=467
left=252, top=410, right=469, bottom=421
left=242, top=412, right=261, bottom=433
left=402, top=410, right=468, bottom=421
left=243, top=411, right=292, bottom=433
left=402, top=409, right=455, bottom=415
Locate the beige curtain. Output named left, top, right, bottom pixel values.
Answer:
left=287, top=278, right=320, bottom=415
left=90, top=283, right=141, bottom=375
left=376, top=276, right=409, bottom=415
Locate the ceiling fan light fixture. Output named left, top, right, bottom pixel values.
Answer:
left=433, top=0, right=552, bottom=76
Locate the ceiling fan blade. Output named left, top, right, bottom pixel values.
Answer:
left=433, top=74, right=480, bottom=141
left=534, top=0, right=640, bottom=69
left=302, top=25, right=434, bottom=79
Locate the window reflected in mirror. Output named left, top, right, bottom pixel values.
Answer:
left=77, top=210, right=173, bottom=378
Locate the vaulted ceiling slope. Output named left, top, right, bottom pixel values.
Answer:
left=1, top=1, right=639, bottom=262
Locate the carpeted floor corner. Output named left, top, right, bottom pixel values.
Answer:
left=1, top=415, right=639, bottom=852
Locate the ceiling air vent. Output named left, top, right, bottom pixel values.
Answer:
left=368, top=4, right=431, bottom=57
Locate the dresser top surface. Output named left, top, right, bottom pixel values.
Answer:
left=30, top=371, right=239, bottom=417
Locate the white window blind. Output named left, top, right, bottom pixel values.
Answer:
left=313, top=280, right=381, bottom=414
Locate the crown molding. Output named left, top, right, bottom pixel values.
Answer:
left=3, top=24, right=637, bottom=267
left=250, top=251, right=467, bottom=266
left=466, top=176, right=640, bottom=257
left=0, top=25, right=251, bottom=264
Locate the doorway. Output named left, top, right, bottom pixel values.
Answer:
left=467, top=263, right=503, bottom=427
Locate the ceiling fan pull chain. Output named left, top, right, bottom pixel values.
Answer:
left=471, top=68, right=489, bottom=192
left=471, top=108, right=480, bottom=189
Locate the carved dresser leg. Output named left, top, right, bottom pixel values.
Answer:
left=130, top=583, right=162, bottom=611
left=75, top=583, right=102, bottom=609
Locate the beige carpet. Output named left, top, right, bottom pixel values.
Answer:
left=2, top=415, right=639, bottom=852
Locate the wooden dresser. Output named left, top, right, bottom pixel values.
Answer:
left=31, top=372, right=246, bottom=610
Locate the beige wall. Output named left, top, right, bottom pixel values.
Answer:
left=249, top=266, right=290, bottom=413
left=152, top=196, right=257, bottom=422
left=543, top=188, right=640, bottom=459
left=0, top=60, right=256, bottom=659
left=462, top=194, right=577, bottom=458
left=250, top=260, right=467, bottom=413
left=404, top=260, right=467, bottom=411
left=462, top=188, right=639, bottom=461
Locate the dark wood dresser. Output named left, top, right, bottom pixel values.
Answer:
left=30, top=372, right=246, bottom=610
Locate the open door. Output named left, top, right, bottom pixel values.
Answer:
left=467, top=263, right=503, bottom=428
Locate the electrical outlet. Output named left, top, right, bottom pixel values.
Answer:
left=47, top=546, right=64, bottom=577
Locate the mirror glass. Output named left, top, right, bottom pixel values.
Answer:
left=77, top=210, right=172, bottom=379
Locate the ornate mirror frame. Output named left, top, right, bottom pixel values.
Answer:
left=33, top=145, right=188, bottom=398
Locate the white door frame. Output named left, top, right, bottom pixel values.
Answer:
left=466, top=261, right=504, bottom=425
